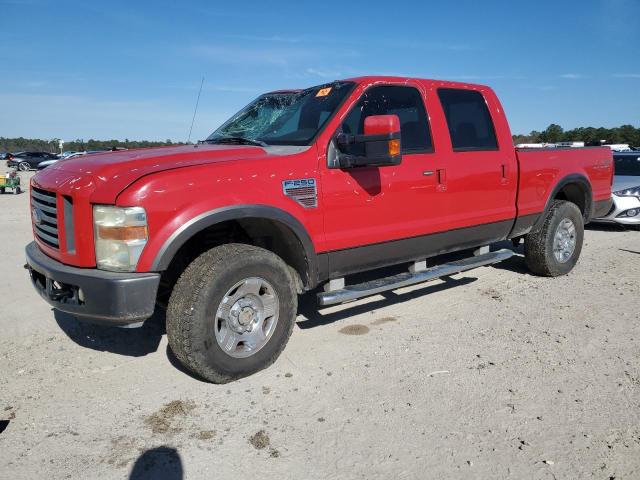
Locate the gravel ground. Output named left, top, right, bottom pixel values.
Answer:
left=1, top=172, right=639, bottom=479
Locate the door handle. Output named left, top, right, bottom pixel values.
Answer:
left=501, top=163, right=509, bottom=185
left=423, top=170, right=434, bottom=176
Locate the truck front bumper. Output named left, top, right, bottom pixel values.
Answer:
left=25, top=242, right=160, bottom=326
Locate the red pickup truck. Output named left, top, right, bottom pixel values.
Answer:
left=26, top=76, right=613, bottom=382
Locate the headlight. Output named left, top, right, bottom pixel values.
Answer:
left=614, top=186, right=640, bottom=198
left=93, top=205, right=148, bottom=272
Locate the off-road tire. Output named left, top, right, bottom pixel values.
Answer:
left=166, top=243, right=298, bottom=383
left=524, top=200, right=584, bottom=277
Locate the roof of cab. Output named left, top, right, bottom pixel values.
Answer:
left=265, top=76, right=492, bottom=96
left=343, top=75, right=491, bottom=91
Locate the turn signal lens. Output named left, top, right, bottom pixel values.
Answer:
left=388, top=139, right=401, bottom=156
left=97, top=225, right=148, bottom=241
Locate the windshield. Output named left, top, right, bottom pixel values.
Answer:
left=614, top=154, right=640, bottom=176
left=206, top=81, right=355, bottom=146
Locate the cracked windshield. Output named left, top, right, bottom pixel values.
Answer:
left=205, top=82, right=354, bottom=146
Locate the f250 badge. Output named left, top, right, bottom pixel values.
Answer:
left=282, top=178, right=317, bottom=209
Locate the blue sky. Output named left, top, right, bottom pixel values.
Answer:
left=1, top=0, right=639, bottom=142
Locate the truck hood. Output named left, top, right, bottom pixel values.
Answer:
left=45, top=144, right=309, bottom=203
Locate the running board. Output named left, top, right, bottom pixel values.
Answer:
left=317, top=248, right=513, bottom=306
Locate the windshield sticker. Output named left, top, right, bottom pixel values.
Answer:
left=316, top=87, right=332, bottom=97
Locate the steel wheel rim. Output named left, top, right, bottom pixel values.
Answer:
left=553, top=218, right=577, bottom=263
left=214, top=277, right=279, bottom=358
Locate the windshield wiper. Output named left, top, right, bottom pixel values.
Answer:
left=205, top=136, right=268, bottom=147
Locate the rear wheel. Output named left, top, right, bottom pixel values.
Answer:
left=166, top=243, right=298, bottom=383
left=524, top=200, right=584, bottom=276
left=13, top=186, right=21, bottom=195
left=18, top=162, right=30, bottom=171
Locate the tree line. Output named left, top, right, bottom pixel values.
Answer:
left=2, top=124, right=640, bottom=153
left=0, top=137, right=183, bottom=153
left=512, top=124, right=640, bottom=146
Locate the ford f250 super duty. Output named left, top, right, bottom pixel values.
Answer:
left=25, top=76, right=613, bottom=383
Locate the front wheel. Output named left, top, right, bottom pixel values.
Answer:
left=524, top=200, right=584, bottom=276
left=18, top=162, right=30, bottom=172
left=166, top=244, right=298, bottom=383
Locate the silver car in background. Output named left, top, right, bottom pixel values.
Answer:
left=35, top=150, right=111, bottom=170
left=596, top=152, right=640, bottom=229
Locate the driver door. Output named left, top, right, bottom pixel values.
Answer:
left=320, top=83, right=442, bottom=275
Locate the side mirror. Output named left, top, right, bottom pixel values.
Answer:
left=336, top=114, right=402, bottom=168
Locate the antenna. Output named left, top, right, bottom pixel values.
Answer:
left=187, top=76, right=205, bottom=144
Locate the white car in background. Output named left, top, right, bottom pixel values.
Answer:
left=604, top=144, right=632, bottom=152
left=596, top=152, right=640, bottom=228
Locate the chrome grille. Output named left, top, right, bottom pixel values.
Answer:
left=31, top=186, right=59, bottom=248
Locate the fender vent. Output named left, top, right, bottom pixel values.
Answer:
left=282, top=178, right=317, bottom=208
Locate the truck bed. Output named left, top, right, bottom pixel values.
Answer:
left=515, top=146, right=613, bottom=221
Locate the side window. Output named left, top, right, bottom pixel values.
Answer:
left=437, top=89, right=498, bottom=151
left=341, top=85, right=433, bottom=153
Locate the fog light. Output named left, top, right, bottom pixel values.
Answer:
left=626, top=209, right=639, bottom=217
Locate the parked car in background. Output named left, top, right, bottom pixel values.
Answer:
left=36, top=150, right=110, bottom=170
left=36, top=151, right=88, bottom=170
left=5, top=151, right=25, bottom=160
left=37, top=159, right=60, bottom=170
left=595, top=152, right=640, bottom=228
left=7, top=152, right=59, bottom=171
left=604, top=144, right=632, bottom=152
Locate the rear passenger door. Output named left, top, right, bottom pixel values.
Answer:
left=435, top=88, right=517, bottom=234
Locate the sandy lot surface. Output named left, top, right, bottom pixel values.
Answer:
left=1, top=172, right=639, bottom=479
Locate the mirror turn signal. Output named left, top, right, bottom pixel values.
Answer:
left=388, top=139, right=401, bottom=156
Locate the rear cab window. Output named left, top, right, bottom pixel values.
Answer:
left=437, top=88, right=498, bottom=151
